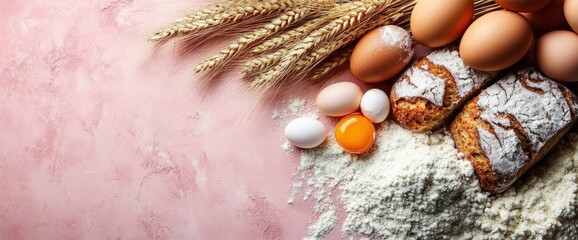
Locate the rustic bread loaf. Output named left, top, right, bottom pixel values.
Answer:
left=450, top=68, right=578, bottom=194
left=390, top=47, right=498, bottom=132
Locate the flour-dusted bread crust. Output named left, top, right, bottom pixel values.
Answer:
left=390, top=47, right=498, bottom=132
left=450, top=68, right=578, bottom=194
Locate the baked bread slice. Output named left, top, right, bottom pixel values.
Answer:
left=390, top=47, right=498, bottom=132
left=450, top=68, right=578, bottom=194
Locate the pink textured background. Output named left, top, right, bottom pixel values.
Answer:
left=0, top=0, right=352, bottom=239
left=13, top=1, right=578, bottom=239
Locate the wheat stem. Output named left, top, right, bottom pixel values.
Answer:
left=195, top=7, right=310, bottom=73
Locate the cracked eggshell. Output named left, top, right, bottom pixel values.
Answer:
left=316, top=82, right=363, bottom=117
left=360, top=89, right=390, bottom=123
left=284, top=117, right=326, bottom=149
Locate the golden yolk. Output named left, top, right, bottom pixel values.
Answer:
left=335, top=113, right=375, bottom=154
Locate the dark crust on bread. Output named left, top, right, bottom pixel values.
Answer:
left=450, top=98, right=500, bottom=192
left=391, top=57, right=458, bottom=132
left=391, top=50, right=497, bottom=133
left=451, top=74, right=578, bottom=194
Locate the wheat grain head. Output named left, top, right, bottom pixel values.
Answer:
left=194, top=7, right=310, bottom=73
left=151, top=0, right=302, bottom=42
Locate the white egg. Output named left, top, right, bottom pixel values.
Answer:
left=284, top=117, right=326, bottom=149
left=360, top=89, right=390, bottom=123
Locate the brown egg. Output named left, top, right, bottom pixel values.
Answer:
left=536, top=30, right=578, bottom=82
left=521, top=0, right=568, bottom=35
left=350, top=25, right=414, bottom=83
left=495, top=0, right=551, bottom=12
left=460, top=11, right=533, bottom=71
left=566, top=0, right=578, bottom=33
left=410, top=0, right=473, bottom=47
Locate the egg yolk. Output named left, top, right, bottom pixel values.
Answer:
left=335, top=113, right=375, bottom=154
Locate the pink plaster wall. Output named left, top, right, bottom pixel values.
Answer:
left=0, top=0, right=328, bottom=239
left=14, top=1, right=575, bottom=239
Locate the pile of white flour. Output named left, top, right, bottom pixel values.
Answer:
left=288, top=121, right=578, bottom=239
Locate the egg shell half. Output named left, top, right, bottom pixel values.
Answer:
left=566, top=0, right=578, bottom=33
left=495, top=0, right=551, bottom=12
left=316, top=81, right=363, bottom=117
left=460, top=11, right=534, bottom=71
left=360, top=89, right=390, bottom=123
left=536, top=30, right=578, bottom=82
left=284, top=117, right=326, bottom=149
left=350, top=25, right=414, bottom=83
left=410, top=0, right=473, bottom=47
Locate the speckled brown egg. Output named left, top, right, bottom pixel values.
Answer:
left=536, top=30, right=578, bottom=82
left=460, top=11, right=534, bottom=71
left=521, top=0, right=568, bottom=35
left=350, top=25, right=414, bottom=83
left=410, top=0, right=473, bottom=47
left=495, top=0, right=551, bottom=12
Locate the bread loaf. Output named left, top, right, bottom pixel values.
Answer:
left=390, top=47, right=498, bottom=132
left=450, top=68, right=578, bottom=194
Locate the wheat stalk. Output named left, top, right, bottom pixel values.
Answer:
left=151, top=0, right=301, bottom=42
left=256, top=0, right=497, bottom=87
left=311, top=47, right=353, bottom=82
left=248, top=1, right=363, bottom=55
left=251, top=20, right=320, bottom=54
left=244, top=48, right=289, bottom=74
left=152, top=0, right=501, bottom=91
left=195, top=7, right=310, bottom=73
left=250, top=0, right=397, bottom=88
left=293, top=2, right=413, bottom=76
left=150, top=1, right=241, bottom=42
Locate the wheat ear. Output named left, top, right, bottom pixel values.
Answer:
left=250, top=0, right=388, bottom=88
left=244, top=48, right=289, bottom=74
left=294, top=2, right=413, bottom=75
left=251, top=20, right=320, bottom=54
left=151, top=0, right=300, bottom=42
left=150, top=0, right=240, bottom=42
left=310, top=47, right=353, bottom=82
left=243, top=19, right=324, bottom=74
left=195, top=7, right=309, bottom=73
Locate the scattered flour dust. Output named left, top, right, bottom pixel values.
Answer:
left=272, top=98, right=308, bottom=120
left=287, top=121, right=578, bottom=239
